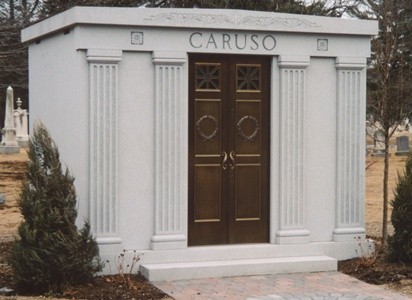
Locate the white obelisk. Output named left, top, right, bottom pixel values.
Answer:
left=0, top=86, right=20, bottom=153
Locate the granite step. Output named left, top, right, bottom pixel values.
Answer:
left=140, top=255, right=337, bottom=282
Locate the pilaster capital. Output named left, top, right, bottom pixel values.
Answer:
left=335, top=57, right=366, bottom=70
left=278, top=55, right=310, bottom=68
left=87, top=49, right=122, bottom=63
left=152, top=51, right=187, bottom=65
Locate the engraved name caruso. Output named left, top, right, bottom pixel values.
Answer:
left=189, top=32, right=277, bottom=51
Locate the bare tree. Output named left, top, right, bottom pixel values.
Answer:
left=352, top=0, right=412, bottom=248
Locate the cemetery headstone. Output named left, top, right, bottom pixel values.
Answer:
left=14, top=97, right=29, bottom=147
left=372, top=129, right=386, bottom=157
left=366, top=122, right=374, bottom=138
left=365, top=122, right=375, bottom=156
left=0, top=87, right=20, bottom=154
left=401, top=117, right=409, bottom=127
left=395, top=136, right=410, bottom=156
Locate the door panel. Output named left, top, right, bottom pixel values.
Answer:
left=194, top=99, right=221, bottom=156
left=189, top=54, right=270, bottom=246
left=235, top=164, right=261, bottom=221
left=194, top=164, right=222, bottom=222
left=235, top=100, right=261, bottom=155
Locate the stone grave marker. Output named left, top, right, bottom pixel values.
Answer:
left=14, top=97, right=29, bottom=147
left=366, top=122, right=374, bottom=138
left=396, top=136, right=410, bottom=156
left=372, top=130, right=386, bottom=157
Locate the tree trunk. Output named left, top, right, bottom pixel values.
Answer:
left=382, top=130, right=390, bottom=248
left=22, top=0, right=28, bottom=24
left=9, top=0, right=15, bottom=20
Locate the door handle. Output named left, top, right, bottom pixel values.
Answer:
left=229, top=151, right=236, bottom=169
left=222, top=151, right=228, bottom=170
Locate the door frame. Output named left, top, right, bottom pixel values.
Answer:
left=188, top=53, right=271, bottom=246
left=150, top=51, right=310, bottom=251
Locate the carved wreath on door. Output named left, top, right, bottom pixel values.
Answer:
left=196, top=115, right=219, bottom=141
left=237, top=115, right=259, bottom=142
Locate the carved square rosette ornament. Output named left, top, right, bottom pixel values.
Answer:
left=317, top=39, right=328, bottom=51
left=131, top=31, right=144, bottom=45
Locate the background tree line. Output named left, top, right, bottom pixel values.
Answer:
left=0, top=0, right=411, bottom=248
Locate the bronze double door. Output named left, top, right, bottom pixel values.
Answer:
left=188, top=54, right=270, bottom=246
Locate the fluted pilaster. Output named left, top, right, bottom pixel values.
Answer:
left=276, top=56, right=310, bottom=244
left=334, top=57, right=366, bottom=242
left=87, top=49, right=122, bottom=246
left=151, top=51, right=188, bottom=250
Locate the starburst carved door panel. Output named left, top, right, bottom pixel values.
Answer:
left=189, top=55, right=270, bottom=246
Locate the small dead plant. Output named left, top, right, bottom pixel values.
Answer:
left=105, top=250, right=141, bottom=290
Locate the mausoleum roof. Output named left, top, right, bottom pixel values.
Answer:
left=22, top=7, right=378, bottom=43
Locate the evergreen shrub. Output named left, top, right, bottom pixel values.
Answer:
left=388, top=151, right=412, bottom=262
left=9, top=123, right=102, bottom=293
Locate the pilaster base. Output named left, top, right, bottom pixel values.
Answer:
left=151, top=234, right=187, bottom=250
left=0, top=145, right=20, bottom=154
left=333, top=227, right=365, bottom=242
left=96, top=237, right=123, bottom=254
left=17, top=139, right=29, bottom=148
left=276, top=229, right=310, bottom=244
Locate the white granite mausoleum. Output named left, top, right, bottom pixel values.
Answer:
left=22, top=7, right=378, bottom=281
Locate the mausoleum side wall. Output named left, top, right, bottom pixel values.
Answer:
left=28, top=29, right=90, bottom=228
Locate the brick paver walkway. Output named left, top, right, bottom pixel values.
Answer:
left=154, top=272, right=410, bottom=300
